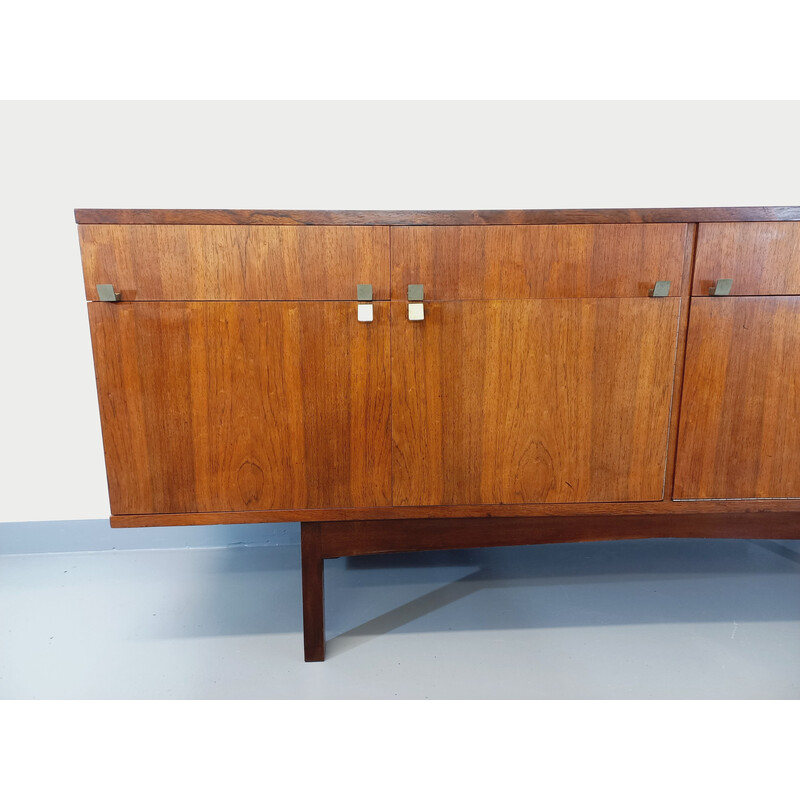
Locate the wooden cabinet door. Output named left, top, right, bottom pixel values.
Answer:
left=674, top=297, right=800, bottom=499
left=391, top=298, right=681, bottom=506
left=89, top=301, right=391, bottom=515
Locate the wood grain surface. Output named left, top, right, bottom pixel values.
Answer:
left=391, top=224, right=687, bottom=299
left=75, top=207, right=800, bottom=226
left=89, top=301, right=391, bottom=514
left=78, top=209, right=800, bottom=531
left=301, top=522, right=325, bottom=661
left=661, top=224, right=698, bottom=495
left=674, top=297, right=800, bottom=499
left=391, top=298, right=681, bottom=506
left=693, top=222, right=800, bottom=295
left=108, top=499, right=800, bottom=527
left=79, top=224, right=390, bottom=301
left=318, top=513, right=800, bottom=558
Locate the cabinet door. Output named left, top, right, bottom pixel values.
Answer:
left=392, top=298, right=681, bottom=506
left=89, top=301, right=391, bottom=514
left=674, top=297, right=800, bottom=499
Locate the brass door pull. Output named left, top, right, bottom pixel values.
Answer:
left=408, top=284, right=424, bottom=321
left=649, top=281, right=671, bottom=297
left=96, top=284, right=121, bottom=302
left=357, top=284, right=373, bottom=322
left=710, top=279, right=733, bottom=296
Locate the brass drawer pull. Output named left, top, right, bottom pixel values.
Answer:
left=649, top=281, right=671, bottom=298
left=96, top=284, right=121, bottom=302
left=357, top=284, right=373, bottom=322
left=408, top=284, right=424, bottom=321
left=710, top=279, right=733, bottom=296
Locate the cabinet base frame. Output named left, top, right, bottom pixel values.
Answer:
left=300, top=512, right=800, bottom=662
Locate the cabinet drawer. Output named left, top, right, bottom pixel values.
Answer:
left=693, top=222, right=800, bottom=296
left=392, top=224, right=687, bottom=299
left=79, top=225, right=390, bottom=301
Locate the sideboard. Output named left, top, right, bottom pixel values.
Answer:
left=76, top=207, right=800, bottom=661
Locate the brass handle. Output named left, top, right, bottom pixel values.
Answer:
left=649, top=280, right=671, bottom=298
left=408, top=284, right=424, bottom=321
left=357, top=284, right=373, bottom=322
left=96, top=284, right=121, bottom=302
left=710, top=279, right=733, bottom=296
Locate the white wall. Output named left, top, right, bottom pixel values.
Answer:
left=2, top=100, right=800, bottom=522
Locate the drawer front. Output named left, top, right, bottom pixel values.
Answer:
left=391, top=224, right=688, bottom=299
left=693, top=222, right=800, bottom=296
left=79, top=224, right=390, bottom=301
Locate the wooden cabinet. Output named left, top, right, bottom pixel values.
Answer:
left=75, top=207, right=800, bottom=661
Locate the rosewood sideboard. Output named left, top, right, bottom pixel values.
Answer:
left=76, top=207, right=800, bottom=661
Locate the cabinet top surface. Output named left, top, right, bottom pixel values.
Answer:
left=74, top=207, right=800, bottom=226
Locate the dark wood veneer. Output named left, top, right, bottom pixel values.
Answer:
left=109, top=498, right=800, bottom=528
left=316, top=513, right=800, bottom=559
left=302, top=523, right=325, bottom=662
left=75, top=207, right=800, bottom=226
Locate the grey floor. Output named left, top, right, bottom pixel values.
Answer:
left=2, top=536, right=800, bottom=699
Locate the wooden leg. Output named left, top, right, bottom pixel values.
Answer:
left=301, top=522, right=325, bottom=662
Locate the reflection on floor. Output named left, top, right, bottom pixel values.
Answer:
left=1, top=536, right=799, bottom=698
